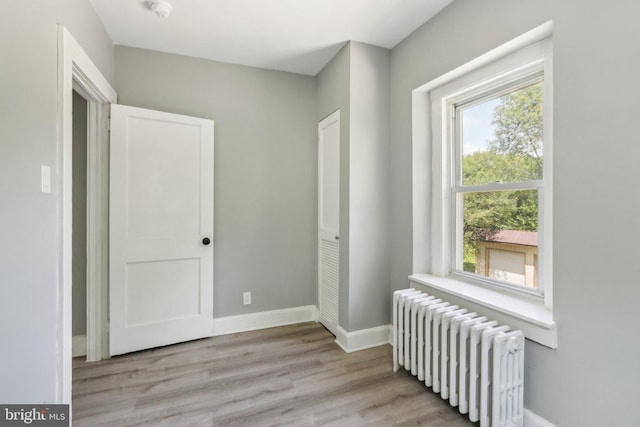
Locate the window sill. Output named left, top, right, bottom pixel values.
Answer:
left=409, top=274, right=557, bottom=348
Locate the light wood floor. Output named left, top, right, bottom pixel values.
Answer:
left=73, top=322, right=474, bottom=426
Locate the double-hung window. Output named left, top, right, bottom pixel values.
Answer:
left=450, top=73, right=545, bottom=295
left=411, top=28, right=556, bottom=347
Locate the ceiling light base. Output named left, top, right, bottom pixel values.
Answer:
left=149, top=0, right=173, bottom=18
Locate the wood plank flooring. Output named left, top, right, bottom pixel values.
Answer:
left=73, top=322, right=474, bottom=426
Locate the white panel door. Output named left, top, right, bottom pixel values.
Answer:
left=109, top=104, right=214, bottom=356
left=318, top=110, right=340, bottom=336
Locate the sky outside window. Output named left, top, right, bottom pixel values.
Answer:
left=461, top=98, right=500, bottom=156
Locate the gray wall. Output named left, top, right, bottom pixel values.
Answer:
left=316, top=42, right=390, bottom=332
left=0, top=0, right=113, bottom=403
left=5, top=1, right=640, bottom=421
left=316, top=43, right=352, bottom=329
left=347, top=43, right=390, bottom=331
left=389, top=0, right=640, bottom=424
left=72, top=91, right=88, bottom=337
left=115, top=46, right=318, bottom=317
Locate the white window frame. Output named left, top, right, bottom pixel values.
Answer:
left=410, top=22, right=557, bottom=348
left=437, top=58, right=547, bottom=298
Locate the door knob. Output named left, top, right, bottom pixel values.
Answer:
left=202, top=237, right=211, bottom=245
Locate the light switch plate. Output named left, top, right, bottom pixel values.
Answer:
left=41, top=165, right=51, bottom=193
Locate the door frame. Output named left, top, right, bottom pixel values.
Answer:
left=317, top=109, right=340, bottom=336
left=57, top=26, right=116, bottom=403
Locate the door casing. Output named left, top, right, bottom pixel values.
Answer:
left=317, top=110, right=341, bottom=336
left=58, top=25, right=116, bottom=403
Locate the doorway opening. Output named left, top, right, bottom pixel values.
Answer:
left=58, top=25, right=116, bottom=403
left=71, top=89, right=88, bottom=358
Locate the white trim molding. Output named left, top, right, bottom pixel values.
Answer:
left=58, top=25, right=116, bottom=403
left=72, top=335, right=87, bottom=357
left=335, top=325, right=391, bottom=353
left=524, top=408, right=557, bottom=427
left=211, top=306, right=319, bottom=336
left=60, top=27, right=116, bottom=365
left=211, top=307, right=391, bottom=354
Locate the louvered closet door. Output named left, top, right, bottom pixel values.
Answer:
left=318, top=110, right=340, bottom=336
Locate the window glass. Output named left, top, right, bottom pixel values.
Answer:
left=459, top=81, right=543, bottom=186
left=461, top=190, right=538, bottom=289
left=455, top=80, right=543, bottom=291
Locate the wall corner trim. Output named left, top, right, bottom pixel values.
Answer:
left=335, top=324, right=391, bottom=353
left=524, top=408, right=556, bottom=427
left=211, top=305, right=319, bottom=336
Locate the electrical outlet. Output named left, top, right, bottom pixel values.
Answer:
left=243, top=291, right=251, bottom=305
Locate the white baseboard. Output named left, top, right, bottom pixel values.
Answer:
left=524, top=408, right=556, bottom=427
left=211, top=305, right=318, bottom=336
left=335, top=324, right=391, bottom=353
left=72, top=335, right=87, bottom=357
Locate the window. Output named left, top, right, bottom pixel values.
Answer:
left=452, top=78, right=544, bottom=294
left=428, top=37, right=552, bottom=302
left=410, top=26, right=556, bottom=348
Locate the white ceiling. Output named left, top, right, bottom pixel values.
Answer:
left=90, top=0, right=453, bottom=76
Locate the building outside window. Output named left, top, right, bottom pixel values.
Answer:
left=475, top=230, right=538, bottom=288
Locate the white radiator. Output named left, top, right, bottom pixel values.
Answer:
left=392, top=288, right=525, bottom=427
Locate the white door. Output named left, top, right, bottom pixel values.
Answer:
left=318, top=110, right=340, bottom=336
left=109, top=104, right=214, bottom=356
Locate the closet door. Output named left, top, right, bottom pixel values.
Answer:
left=109, top=104, right=214, bottom=355
left=318, top=110, right=340, bottom=336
